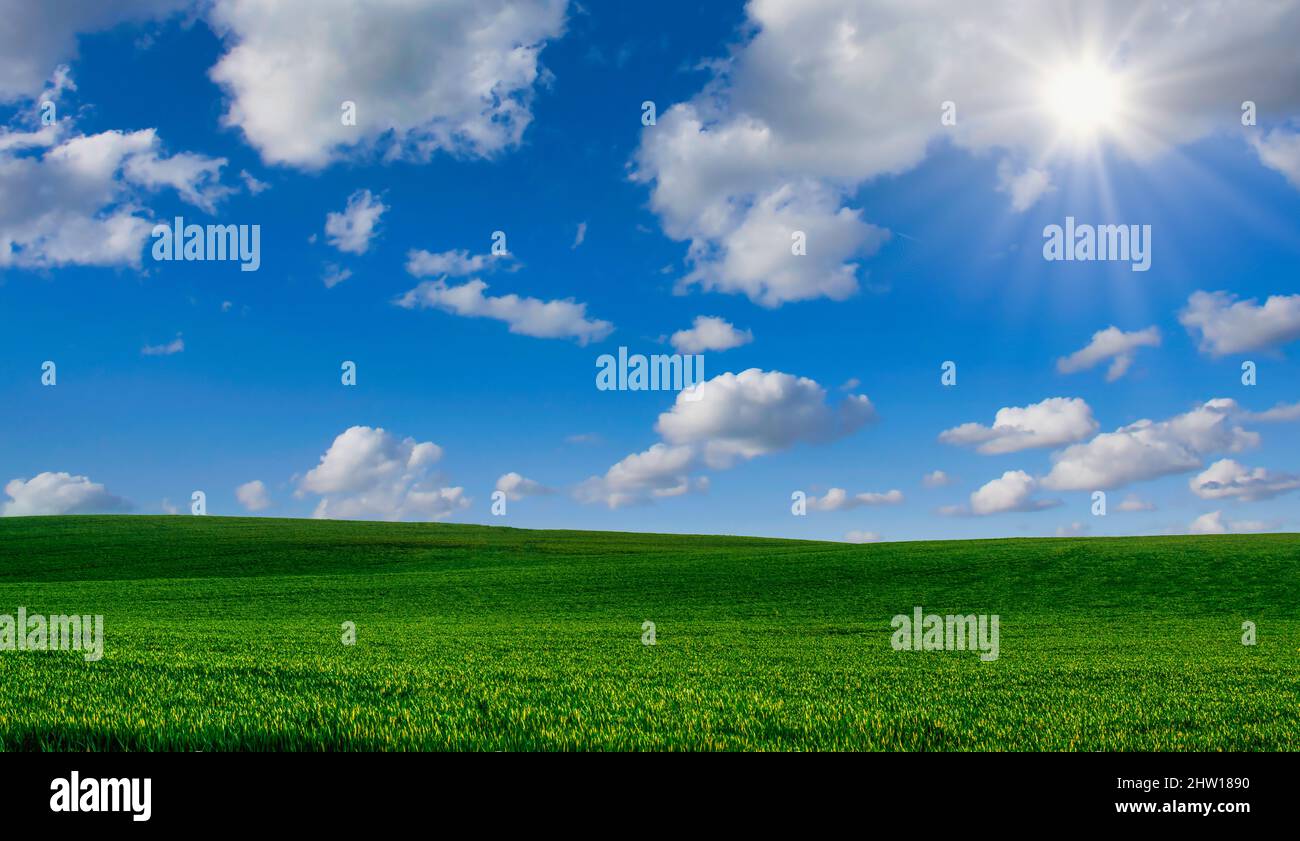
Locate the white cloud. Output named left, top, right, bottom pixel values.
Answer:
left=1189, top=511, right=1226, bottom=534
left=681, top=181, right=890, bottom=308
left=122, top=147, right=232, bottom=213
left=297, top=425, right=468, bottom=521
left=631, top=162, right=890, bottom=306
left=1042, top=399, right=1263, bottom=491
left=405, top=248, right=511, bottom=277
left=996, top=159, right=1054, bottom=211
left=495, top=472, right=552, bottom=501
left=1117, top=493, right=1156, bottom=512
left=141, top=334, right=184, bottom=355
left=1057, top=326, right=1161, bottom=381
left=395, top=278, right=613, bottom=345
left=656, top=368, right=875, bottom=469
left=843, top=530, right=881, bottom=544
left=971, top=470, right=1057, bottom=515
left=0, top=126, right=231, bottom=269
left=240, top=169, right=269, bottom=194
left=807, top=487, right=903, bottom=511
left=235, top=479, right=271, bottom=511
left=322, top=263, right=352, bottom=288
left=922, top=470, right=953, bottom=488
left=2, top=471, right=129, bottom=516
left=301, top=426, right=441, bottom=495
left=324, top=189, right=386, bottom=255
left=669, top=316, right=753, bottom=353
left=1189, top=459, right=1300, bottom=501
left=944, top=470, right=1060, bottom=516
left=1252, top=127, right=1300, bottom=189
left=1245, top=402, right=1300, bottom=423
left=1179, top=290, right=1300, bottom=356
left=939, top=397, right=1097, bottom=455
left=575, top=443, right=699, bottom=509
left=631, top=1, right=1300, bottom=307
left=1188, top=510, right=1268, bottom=535
left=36, top=64, right=77, bottom=108
left=579, top=369, right=874, bottom=507
left=571, top=221, right=586, bottom=249
left=207, top=0, right=568, bottom=169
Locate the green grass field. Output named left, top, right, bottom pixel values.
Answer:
left=0, top=515, right=1295, bottom=750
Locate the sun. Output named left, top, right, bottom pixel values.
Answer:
left=1042, top=61, right=1128, bottom=143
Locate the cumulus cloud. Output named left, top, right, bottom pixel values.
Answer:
left=922, top=470, right=953, bottom=488
left=806, top=487, right=904, bottom=511
left=661, top=179, right=890, bottom=307
left=943, top=470, right=1060, bottom=516
left=2, top=471, right=130, bottom=516
left=669, top=316, right=753, bottom=353
left=235, top=479, right=271, bottom=511
left=843, top=530, right=881, bottom=544
left=1188, top=510, right=1269, bottom=535
left=207, top=0, right=568, bottom=169
left=1252, top=127, right=1300, bottom=189
left=1057, top=326, right=1161, bottom=381
left=656, top=369, right=876, bottom=469
left=297, top=425, right=468, bottom=521
left=324, top=189, right=386, bottom=254
left=575, top=443, right=700, bottom=509
left=631, top=1, right=1300, bottom=307
left=495, top=472, right=552, bottom=501
left=970, top=471, right=1059, bottom=516
left=939, top=397, right=1097, bottom=455
left=0, top=125, right=231, bottom=269
left=1179, top=290, right=1300, bottom=356
left=395, top=278, right=613, bottom=345
left=1042, top=399, right=1264, bottom=491
left=1189, top=459, right=1300, bottom=501
left=579, top=369, right=874, bottom=507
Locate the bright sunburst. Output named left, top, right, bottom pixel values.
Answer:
left=1042, top=61, right=1129, bottom=145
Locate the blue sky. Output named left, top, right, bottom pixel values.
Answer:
left=2, top=0, right=1299, bottom=542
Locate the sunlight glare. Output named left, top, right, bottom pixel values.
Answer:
left=1043, top=61, right=1127, bottom=142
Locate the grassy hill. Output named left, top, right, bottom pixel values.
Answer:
left=0, top=515, right=1296, bottom=750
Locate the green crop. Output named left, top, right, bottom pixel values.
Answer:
left=0, top=516, right=1295, bottom=750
